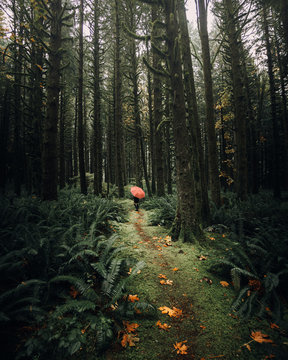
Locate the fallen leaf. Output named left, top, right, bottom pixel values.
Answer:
left=250, top=331, right=273, bottom=344
left=200, top=277, right=213, bottom=285
left=220, top=281, right=229, bottom=287
left=123, top=321, right=139, bottom=333
left=69, top=286, right=79, bottom=299
left=198, top=255, right=207, bottom=261
left=128, top=294, right=139, bottom=302
left=160, top=279, right=173, bottom=285
left=244, top=343, right=251, bottom=351
left=248, top=279, right=261, bottom=291
left=200, top=325, right=206, bottom=330
left=209, top=237, right=215, bottom=240
left=159, top=306, right=183, bottom=318
left=173, top=340, right=188, bottom=355
left=121, top=333, right=139, bottom=347
left=158, top=274, right=167, bottom=279
left=172, top=267, right=179, bottom=271
left=156, top=320, right=171, bottom=330
left=270, top=323, right=279, bottom=329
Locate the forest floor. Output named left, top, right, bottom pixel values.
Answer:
left=105, top=200, right=284, bottom=360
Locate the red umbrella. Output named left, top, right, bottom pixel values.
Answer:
left=130, top=186, right=145, bottom=199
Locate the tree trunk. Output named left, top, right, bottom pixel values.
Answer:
left=93, top=0, right=102, bottom=195
left=42, top=0, right=62, bottom=200
left=197, top=0, right=221, bottom=207
left=165, top=0, right=203, bottom=242
left=262, top=5, right=281, bottom=198
left=115, top=0, right=125, bottom=197
left=178, top=0, right=210, bottom=223
left=224, top=0, right=248, bottom=200
left=78, top=0, right=87, bottom=195
left=152, top=5, right=165, bottom=197
left=146, top=39, right=156, bottom=194
left=59, top=90, right=65, bottom=189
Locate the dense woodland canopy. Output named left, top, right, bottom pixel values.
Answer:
left=1, top=1, right=288, bottom=359
left=0, top=0, right=288, bottom=240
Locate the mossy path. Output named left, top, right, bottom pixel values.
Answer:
left=106, top=200, right=283, bottom=360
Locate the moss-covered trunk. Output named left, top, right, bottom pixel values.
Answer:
left=165, top=0, right=203, bottom=242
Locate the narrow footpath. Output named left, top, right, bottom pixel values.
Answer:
left=106, top=200, right=274, bottom=360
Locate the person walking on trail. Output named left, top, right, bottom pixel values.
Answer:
left=133, top=196, right=140, bottom=211
left=130, top=186, right=145, bottom=211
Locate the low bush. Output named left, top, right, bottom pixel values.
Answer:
left=0, top=188, right=150, bottom=359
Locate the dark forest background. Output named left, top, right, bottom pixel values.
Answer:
left=0, top=0, right=288, bottom=359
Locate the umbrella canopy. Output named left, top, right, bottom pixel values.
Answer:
left=130, top=186, right=145, bottom=199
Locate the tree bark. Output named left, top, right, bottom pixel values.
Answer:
left=115, top=0, right=125, bottom=197
left=78, top=0, right=87, bottom=195
left=262, top=5, right=281, bottom=198
left=152, top=5, right=165, bottom=197
left=224, top=0, right=248, bottom=200
left=42, top=0, right=62, bottom=200
left=178, top=0, right=210, bottom=222
left=165, top=0, right=203, bottom=242
left=197, top=0, right=221, bottom=207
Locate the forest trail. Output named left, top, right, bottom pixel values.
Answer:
left=107, top=201, right=199, bottom=359
left=106, top=200, right=239, bottom=360
left=105, top=201, right=281, bottom=360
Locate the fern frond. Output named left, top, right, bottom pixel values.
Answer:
left=231, top=285, right=250, bottom=312
left=49, top=275, right=89, bottom=295
left=52, top=299, right=96, bottom=317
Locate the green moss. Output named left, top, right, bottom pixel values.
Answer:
left=107, top=201, right=287, bottom=359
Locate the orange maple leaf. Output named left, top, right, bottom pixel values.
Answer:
left=158, top=274, right=167, bottom=279
left=123, top=321, right=139, bottom=333
left=159, top=306, right=183, bottom=318
left=173, top=340, right=188, bottom=355
left=250, top=331, right=273, bottom=344
left=156, top=320, right=171, bottom=330
left=128, top=294, right=139, bottom=302
left=270, top=323, right=279, bottom=329
left=121, top=333, right=139, bottom=347
left=220, top=281, right=229, bottom=287
left=69, top=286, right=79, bottom=299
left=160, top=279, right=173, bottom=285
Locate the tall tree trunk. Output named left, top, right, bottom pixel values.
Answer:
left=152, top=5, right=165, bottom=197
left=274, top=16, right=288, bottom=190
left=146, top=39, right=156, bottom=194
left=73, top=93, right=78, bottom=177
left=0, top=82, right=10, bottom=192
left=280, top=0, right=288, bottom=54
left=42, top=0, right=62, bottom=200
left=78, top=0, right=87, bottom=195
left=13, top=0, right=24, bottom=196
left=164, top=85, right=172, bottom=195
left=197, top=0, right=221, bottom=207
left=115, top=0, right=125, bottom=197
left=262, top=5, right=281, bottom=198
left=165, top=0, right=203, bottom=242
left=178, top=0, right=210, bottom=222
left=224, top=0, right=248, bottom=200
left=93, top=0, right=102, bottom=195
left=59, top=90, right=65, bottom=189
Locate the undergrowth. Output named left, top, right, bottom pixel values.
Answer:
left=0, top=187, right=151, bottom=359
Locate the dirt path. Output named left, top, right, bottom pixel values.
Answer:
left=106, top=201, right=275, bottom=360
left=105, top=203, right=200, bottom=359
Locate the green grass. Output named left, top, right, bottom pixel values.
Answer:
left=107, top=200, right=288, bottom=360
